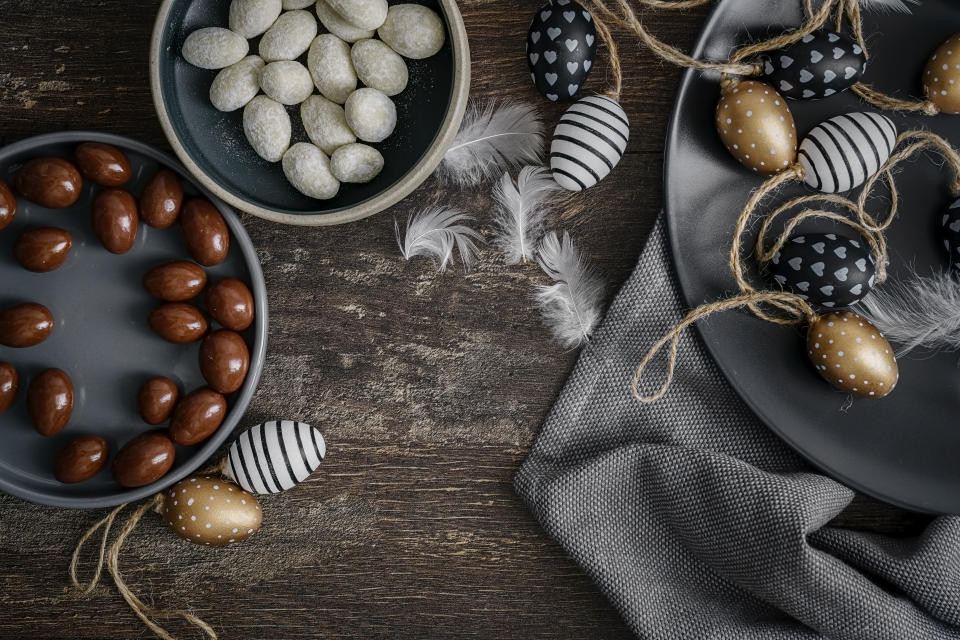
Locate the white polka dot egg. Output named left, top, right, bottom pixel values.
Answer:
left=715, top=80, right=797, bottom=175
left=161, top=476, right=262, bottom=546
left=806, top=311, right=898, bottom=399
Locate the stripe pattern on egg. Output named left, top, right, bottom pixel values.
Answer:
left=550, top=95, right=630, bottom=191
left=798, top=112, right=896, bottom=193
left=224, top=420, right=327, bottom=494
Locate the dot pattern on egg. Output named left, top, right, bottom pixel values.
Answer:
left=715, top=80, right=797, bottom=175
left=806, top=311, right=898, bottom=398
left=924, top=33, right=960, bottom=115
left=161, top=476, right=262, bottom=546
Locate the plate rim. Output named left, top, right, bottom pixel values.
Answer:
left=149, top=0, right=472, bottom=227
left=0, top=130, right=269, bottom=509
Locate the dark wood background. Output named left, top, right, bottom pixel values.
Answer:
left=0, top=1, right=927, bottom=638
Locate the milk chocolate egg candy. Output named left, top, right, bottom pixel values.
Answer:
left=716, top=80, right=797, bottom=175
left=27, top=368, right=73, bottom=436
left=807, top=311, right=897, bottom=398
left=168, top=388, right=227, bottom=446
left=54, top=435, right=108, bottom=483
left=526, top=0, right=597, bottom=102
left=0, top=302, right=53, bottom=347
left=74, top=142, right=132, bottom=187
left=13, top=227, right=72, bottom=272
left=92, top=189, right=138, bottom=254
left=763, top=31, right=866, bottom=100
left=771, top=233, right=876, bottom=307
left=112, top=432, right=176, bottom=488
left=0, top=179, right=16, bottom=229
left=141, top=168, right=184, bottom=228
left=161, top=476, right=262, bottom=546
left=798, top=112, right=895, bottom=193
left=0, top=362, right=18, bottom=415
left=924, top=33, right=960, bottom=115
left=940, top=200, right=960, bottom=271
left=206, top=277, right=255, bottom=331
left=181, top=198, right=230, bottom=266
left=143, top=261, right=207, bottom=301
left=148, top=302, right=208, bottom=344
left=138, top=376, right=180, bottom=425
left=199, top=329, right=250, bottom=394
left=550, top=95, right=629, bottom=191
left=15, top=157, right=82, bottom=208
left=224, top=421, right=327, bottom=494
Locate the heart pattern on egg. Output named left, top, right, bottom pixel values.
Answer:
left=771, top=232, right=876, bottom=307
left=763, top=30, right=868, bottom=100
left=527, top=0, right=597, bottom=102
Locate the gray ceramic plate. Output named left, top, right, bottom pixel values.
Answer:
left=0, top=131, right=268, bottom=509
left=150, top=0, right=470, bottom=226
left=665, top=0, right=960, bottom=513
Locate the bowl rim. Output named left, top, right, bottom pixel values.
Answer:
left=149, top=0, right=471, bottom=227
left=0, top=130, right=269, bottom=509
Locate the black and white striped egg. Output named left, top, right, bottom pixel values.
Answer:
left=940, top=199, right=960, bottom=271
left=763, top=31, right=867, bottom=100
left=771, top=233, right=876, bottom=307
left=798, top=112, right=896, bottom=193
left=224, top=420, right=326, bottom=495
left=527, top=0, right=596, bottom=102
left=550, top=94, right=629, bottom=191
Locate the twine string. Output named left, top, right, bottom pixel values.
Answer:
left=69, top=503, right=128, bottom=595
left=852, top=83, right=939, bottom=116
left=589, top=6, right=624, bottom=100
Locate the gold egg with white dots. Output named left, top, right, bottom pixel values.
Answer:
left=923, top=32, right=960, bottom=115
left=806, top=311, right=898, bottom=399
left=715, top=80, right=797, bottom=175
left=161, top=476, right=262, bottom=546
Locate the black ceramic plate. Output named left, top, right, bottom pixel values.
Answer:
left=151, top=0, right=468, bottom=225
left=665, top=1, right=960, bottom=513
left=0, top=132, right=268, bottom=509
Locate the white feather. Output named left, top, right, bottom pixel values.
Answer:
left=857, top=268, right=960, bottom=355
left=395, top=207, right=483, bottom=273
left=534, top=231, right=605, bottom=348
left=857, top=0, right=919, bottom=13
left=436, top=100, right=545, bottom=187
left=491, top=167, right=560, bottom=265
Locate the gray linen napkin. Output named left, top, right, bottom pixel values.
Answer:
left=515, top=215, right=960, bottom=640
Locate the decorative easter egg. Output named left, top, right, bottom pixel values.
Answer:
left=763, top=31, right=866, bottom=100
left=771, top=233, right=876, bottom=308
left=526, top=0, right=596, bottom=102
left=798, top=112, right=895, bottom=193
left=224, top=420, right=327, bottom=494
left=550, top=94, right=629, bottom=191
left=923, top=32, right=960, bottom=115
left=807, top=311, right=898, bottom=398
left=715, top=80, right=797, bottom=175
left=939, top=199, right=960, bottom=271
left=161, top=476, right=262, bottom=546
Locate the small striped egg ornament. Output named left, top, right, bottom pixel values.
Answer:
left=224, top=420, right=327, bottom=495
left=550, top=94, right=630, bottom=191
left=798, top=112, right=896, bottom=193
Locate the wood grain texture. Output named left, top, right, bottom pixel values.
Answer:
left=0, top=1, right=925, bottom=639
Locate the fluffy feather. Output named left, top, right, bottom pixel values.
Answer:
left=534, top=231, right=605, bottom=348
left=857, top=0, right=919, bottom=13
left=395, top=207, right=483, bottom=273
left=857, top=268, right=960, bottom=355
left=491, top=167, right=560, bottom=265
left=436, top=101, right=545, bottom=187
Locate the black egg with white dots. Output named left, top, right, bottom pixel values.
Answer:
left=940, top=200, right=960, bottom=272
left=526, top=0, right=597, bottom=102
left=771, top=233, right=876, bottom=307
left=763, top=31, right=867, bottom=100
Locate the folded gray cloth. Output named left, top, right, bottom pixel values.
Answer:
left=515, top=215, right=960, bottom=640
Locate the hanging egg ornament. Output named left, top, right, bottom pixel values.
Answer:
left=224, top=420, right=327, bottom=495
left=526, top=0, right=596, bottom=102
left=161, top=476, right=262, bottom=546
left=924, top=33, right=960, bottom=115
left=807, top=311, right=898, bottom=398
left=798, top=112, right=896, bottom=193
left=763, top=31, right=866, bottom=100
left=771, top=233, right=876, bottom=308
left=550, top=94, right=629, bottom=191
left=715, top=80, right=797, bottom=175
left=940, top=200, right=960, bottom=271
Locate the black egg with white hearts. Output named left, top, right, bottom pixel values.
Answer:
left=550, top=94, right=629, bottom=191
left=527, top=0, right=596, bottom=102
left=224, top=420, right=327, bottom=495
left=763, top=31, right=867, bottom=100
left=940, top=201, right=960, bottom=271
left=771, top=232, right=876, bottom=308
left=798, top=112, right=896, bottom=193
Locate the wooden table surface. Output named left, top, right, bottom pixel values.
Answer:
left=0, top=1, right=930, bottom=638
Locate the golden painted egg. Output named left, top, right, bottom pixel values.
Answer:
left=923, top=32, right=960, bottom=115
left=715, top=80, right=798, bottom=175
left=161, top=476, right=262, bottom=546
left=806, top=311, right=898, bottom=398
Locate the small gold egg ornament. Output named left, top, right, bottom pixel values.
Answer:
left=161, top=476, right=262, bottom=546
left=924, top=32, right=960, bottom=115
left=806, top=311, right=898, bottom=398
left=715, top=80, right=797, bottom=175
